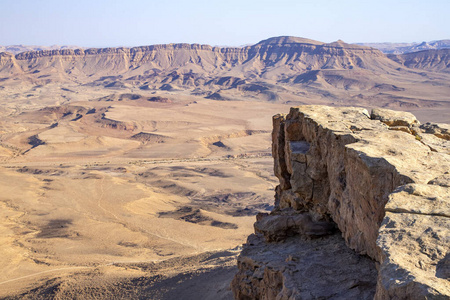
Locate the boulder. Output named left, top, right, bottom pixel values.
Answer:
left=370, top=107, right=419, bottom=127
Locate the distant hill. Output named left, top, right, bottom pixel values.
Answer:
left=388, top=48, right=450, bottom=73
left=0, top=45, right=82, bottom=54
left=356, top=40, right=450, bottom=54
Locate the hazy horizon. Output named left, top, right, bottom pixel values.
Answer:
left=1, top=0, right=449, bottom=48
left=1, top=37, right=450, bottom=50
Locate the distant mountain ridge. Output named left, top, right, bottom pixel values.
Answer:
left=0, top=36, right=449, bottom=113
left=0, top=36, right=397, bottom=98
left=355, top=39, right=450, bottom=54
left=1, top=36, right=448, bottom=84
left=2, top=38, right=449, bottom=55
left=0, top=36, right=389, bottom=78
left=0, top=44, right=82, bottom=55
left=388, top=48, right=450, bottom=73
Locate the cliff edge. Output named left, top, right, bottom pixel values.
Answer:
left=232, top=106, right=449, bottom=299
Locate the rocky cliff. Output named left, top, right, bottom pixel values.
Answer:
left=232, top=106, right=450, bottom=299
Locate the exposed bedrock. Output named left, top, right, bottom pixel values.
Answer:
left=232, top=105, right=449, bottom=299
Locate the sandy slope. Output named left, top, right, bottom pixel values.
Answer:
left=0, top=156, right=277, bottom=298
left=0, top=89, right=286, bottom=298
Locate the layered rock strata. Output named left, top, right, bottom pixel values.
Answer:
left=232, top=105, right=449, bottom=299
left=0, top=36, right=395, bottom=80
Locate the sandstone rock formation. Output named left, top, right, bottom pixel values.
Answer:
left=232, top=105, right=450, bottom=299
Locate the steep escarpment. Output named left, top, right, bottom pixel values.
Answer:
left=12, top=37, right=386, bottom=72
left=232, top=106, right=449, bottom=299
left=0, top=36, right=397, bottom=83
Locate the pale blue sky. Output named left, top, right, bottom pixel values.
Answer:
left=0, top=0, right=448, bottom=47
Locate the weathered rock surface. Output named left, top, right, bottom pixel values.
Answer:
left=232, top=233, right=378, bottom=300
left=419, top=123, right=450, bottom=141
left=254, top=209, right=336, bottom=242
left=232, top=105, right=449, bottom=299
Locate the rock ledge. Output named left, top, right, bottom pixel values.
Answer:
left=232, top=105, right=449, bottom=299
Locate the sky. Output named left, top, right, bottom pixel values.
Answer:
left=0, top=0, right=449, bottom=48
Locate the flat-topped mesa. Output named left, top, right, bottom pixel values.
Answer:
left=13, top=43, right=242, bottom=60
left=1, top=36, right=398, bottom=80
left=233, top=105, right=449, bottom=299
left=12, top=36, right=380, bottom=60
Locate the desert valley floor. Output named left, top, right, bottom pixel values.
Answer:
left=0, top=88, right=295, bottom=298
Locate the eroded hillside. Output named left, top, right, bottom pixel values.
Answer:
left=0, top=36, right=449, bottom=123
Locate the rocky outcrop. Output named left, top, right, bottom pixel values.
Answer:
left=232, top=232, right=378, bottom=299
left=232, top=105, right=450, bottom=299
left=96, top=114, right=137, bottom=131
